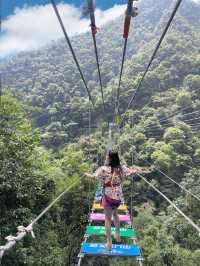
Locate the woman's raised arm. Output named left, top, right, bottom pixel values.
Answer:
left=122, top=165, right=141, bottom=177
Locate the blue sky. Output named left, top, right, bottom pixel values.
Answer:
left=3, top=0, right=127, bottom=19
left=1, top=0, right=199, bottom=57
left=1, top=0, right=128, bottom=57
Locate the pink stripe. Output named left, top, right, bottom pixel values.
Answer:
left=90, top=213, right=130, bottom=222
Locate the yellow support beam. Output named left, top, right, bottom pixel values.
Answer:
left=92, top=203, right=128, bottom=211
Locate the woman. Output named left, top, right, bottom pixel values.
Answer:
left=85, top=150, right=138, bottom=250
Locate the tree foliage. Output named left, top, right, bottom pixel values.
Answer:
left=0, top=0, right=200, bottom=265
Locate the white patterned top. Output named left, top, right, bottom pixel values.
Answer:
left=94, top=165, right=134, bottom=201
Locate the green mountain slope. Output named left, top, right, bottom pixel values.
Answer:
left=1, top=0, right=200, bottom=147
left=1, top=0, right=200, bottom=265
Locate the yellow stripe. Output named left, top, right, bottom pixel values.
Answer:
left=92, top=203, right=127, bottom=211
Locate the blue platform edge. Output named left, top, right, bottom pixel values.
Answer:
left=81, top=243, right=141, bottom=256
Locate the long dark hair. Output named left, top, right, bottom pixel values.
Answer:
left=108, top=151, right=122, bottom=176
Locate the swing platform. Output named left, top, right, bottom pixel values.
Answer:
left=80, top=243, right=141, bottom=257
left=90, top=213, right=131, bottom=222
left=92, top=203, right=128, bottom=211
left=86, top=225, right=136, bottom=237
left=77, top=186, right=142, bottom=264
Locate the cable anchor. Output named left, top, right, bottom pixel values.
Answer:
left=125, top=0, right=139, bottom=17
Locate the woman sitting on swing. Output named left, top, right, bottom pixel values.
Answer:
left=85, top=150, right=139, bottom=250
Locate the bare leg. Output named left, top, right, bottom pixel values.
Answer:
left=104, top=207, right=113, bottom=250
left=113, top=209, right=121, bottom=242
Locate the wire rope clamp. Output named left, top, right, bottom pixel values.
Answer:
left=131, top=7, right=139, bottom=17
left=78, top=252, right=84, bottom=258
left=83, top=233, right=89, bottom=239
left=90, top=24, right=99, bottom=36
left=17, top=225, right=35, bottom=239
left=125, top=0, right=139, bottom=17
left=27, top=225, right=35, bottom=239
left=137, top=256, right=144, bottom=261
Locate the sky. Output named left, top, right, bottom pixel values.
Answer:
left=0, top=0, right=128, bottom=57
left=2, top=0, right=127, bottom=19
left=1, top=0, right=200, bottom=58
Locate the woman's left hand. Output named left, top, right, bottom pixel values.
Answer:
left=130, top=168, right=141, bottom=174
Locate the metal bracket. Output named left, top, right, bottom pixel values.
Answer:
left=77, top=253, right=84, bottom=266
left=137, top=256, right=144, bottom=261
left=131, top=7, right=139, bottom=17
left=78, top=252, right=84, bottom=258
left=132, top=237, right=137, bottom=243
left=83, top=234, right=89, bottom=240
left=137, top=256, right=144, bottom=266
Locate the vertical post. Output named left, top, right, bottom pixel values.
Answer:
left=131, top=176, right=134, bottom=223
left=138, top=258, right=143, bottom=266
left=131, top=112, right=134, bottom=222
left=88, top=102, right=92, bottom=211
left=108, top=123, right=113, bottom=151
left=118, top=123, right=122, bottom=157
left=88, top=102, right=91, bottom=138
left=77, top=254, right=84, bottom=266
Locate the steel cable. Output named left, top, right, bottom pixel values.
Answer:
left=50, top=0, right=94, bottom=106
left=120, top=0, right=183, bottom=125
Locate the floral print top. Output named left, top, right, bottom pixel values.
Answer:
left=94, top=165, right=133, bottom=201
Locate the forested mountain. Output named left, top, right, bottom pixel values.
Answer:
left=1, top=0, right=200, bottom=265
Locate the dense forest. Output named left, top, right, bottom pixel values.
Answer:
left=1, top=0, right=200, bottom=265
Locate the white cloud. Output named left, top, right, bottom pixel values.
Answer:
left=0, top=3, right=125, bottom=57
left=191, top=0, right=200, bottom=3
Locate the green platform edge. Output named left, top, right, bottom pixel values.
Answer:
left=86, top=225, right=136, bottom=237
